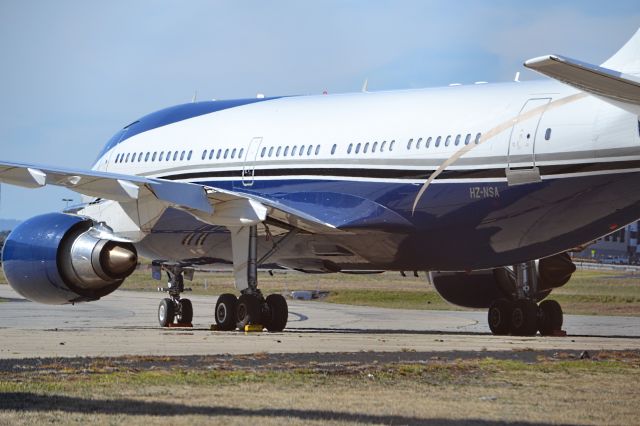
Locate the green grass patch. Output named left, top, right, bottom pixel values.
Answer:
left=324, top=289, right=454, bottom=310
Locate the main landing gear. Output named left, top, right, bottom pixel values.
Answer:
left=214, top=224, right=290, bottom=332
left=157, top=264, right=193, bottom=327
left=154, top=225, right=293, bottom=331
left=487, top=261, right=563, bottom=336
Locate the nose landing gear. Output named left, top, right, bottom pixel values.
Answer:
left=156, top=264, right=193, bottom=327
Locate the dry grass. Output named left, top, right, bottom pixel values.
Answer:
left=1, top=352, right=639, bottom=425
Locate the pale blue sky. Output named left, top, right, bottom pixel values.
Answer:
left=0, top=1, right=639, bottom=221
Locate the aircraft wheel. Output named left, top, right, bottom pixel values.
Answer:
left=264, top=294, right=288, bottom=332
left=215, top=293, right=238, bottom=331
left=158, top=298, right=175, bottom=327
left=177, top=298, right=193, bottom=324
left=511, top=299, right=538, bottom=336
left=488, top=298, right=512, bottom=335
left=236, top=294, right=261, bottom=330
left=538, top=300, right=563, bottom=335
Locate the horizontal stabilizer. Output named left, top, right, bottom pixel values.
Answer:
left=524, top=54, right=640, bottom=116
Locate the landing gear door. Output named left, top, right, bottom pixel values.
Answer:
left=506, top=98, right=550, bottom=186
left=241, top=137, right=263, bottom=187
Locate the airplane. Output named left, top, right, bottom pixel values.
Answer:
left=1, top=28, right=639, bottom=337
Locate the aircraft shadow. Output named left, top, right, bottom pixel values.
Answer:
left=0, top=392, right=576, bottom=426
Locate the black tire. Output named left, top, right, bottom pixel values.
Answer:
left=265, top=294, right=288, bottom=332
left=236, top=294, right=261, bottom=330
left=215, top=293, right=238, bottom=331
left=158, top=298, right=175, bottom=327
left=177, top=298, right=193, bottom=324
left=488, top=298, right=512, bottom=335
left=511, top=299, right=538, bottom=336
left=538, top=300, right=563, bottom=335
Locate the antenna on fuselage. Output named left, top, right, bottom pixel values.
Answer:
left=361, top=78, right=369, bottom=93
left=514, top=72, right=521, bottom=82
left=191, top=91, right=198, bottom=103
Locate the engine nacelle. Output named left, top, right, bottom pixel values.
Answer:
left=2, top=213, right=138, bottom=304
left=429, top=253, right=576, bottom=308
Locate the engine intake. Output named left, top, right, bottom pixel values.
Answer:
left=2, top=213, right=137, bottom=304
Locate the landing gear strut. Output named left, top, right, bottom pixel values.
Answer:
left=487, top=261, right=563, bottom=336
left=157, top=264, right=193, bottom=327
left=214, top=224, right=289, bottom=332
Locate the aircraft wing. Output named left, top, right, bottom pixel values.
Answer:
left=0, top=160, right=213, bottom=213
left=524, top=54, right=640, bottom=116
left=0, top=160, right=337, bottom=233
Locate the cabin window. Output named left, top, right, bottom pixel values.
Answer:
left=159, top=152, right=164, bottom=161
left=238, top=148, right=244, bottom=159
left=381, top=141, right=387, bottom=152
left=435, top=136, right=441, bottom=147
left=416, top=138, right=422, bottom=149
left=372, top=141, right=378, bottom=152
left=261, top=147, right=267, bottom=158
left=144, top=152, right=150, bottom=162
left=545, top=128, right=552, bottom=141
left=174, top=151, right=179, bottom=161
left=138, top=152, right=143, bottom=162
left=363, top=142, right=369, bottom=153
left=187, top=150, right=193, bottom=160
left=115, top=154, right=120, bottom=163
left=315, top=145, right=320, bottom=155
left=475, top=133, right=482, bottom=144
left=124, top=153, right=130, bottom=163
left=445, top=136, right=451, bottom=147
left=407, top=139, right=413, bottom=150
left=355, top=143, right=361, bottom=154
left=216, top=149, right=222, bottom=160
left=223, top=149, right=229, bottom=159
left=201, top=150, right=207, bottom=160
left=455, top=135, right=461, bottom=146
left=347, top=144, right=353, bottom=154
left=276, top=146, right=282, bottom=157
left=330, top=144, right=336, bottom=155
left=268, top=147, right=274, bottom=157
left=180, top=151, right=185, bottom=161
left=307, top=145, right=313, bottom=156
left=299, top=145, right=305, bottom=156
left=209, top=149, right=215, bottom=160
left=426, top=137, right=431, bottom=148
left=284, top=146, right=289, bottom=157
left=152, top=152, right=157, bottom=162
left=389, top=140, right=395, bottom=151
left=465, top=134, right=471, bottom=145
left=166, top=151, right=171, bottom=161
left=292, top=146, right=298, bottom=156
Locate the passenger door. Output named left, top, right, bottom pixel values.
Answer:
left=506, top=98, right=550, bottom=185
left=241, top=137, right=263, bottom=187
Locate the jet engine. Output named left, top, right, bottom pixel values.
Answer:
left=429, top=253, right=576, bottom=308
left=2, top=213, right=137, bottom=304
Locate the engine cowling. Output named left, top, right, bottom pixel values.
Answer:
left=429, top=253, right=576, bottom=308
left=2, top=213, right=137, bottom=304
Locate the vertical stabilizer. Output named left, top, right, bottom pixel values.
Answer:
left=601, top=28, right=640, bottom=75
